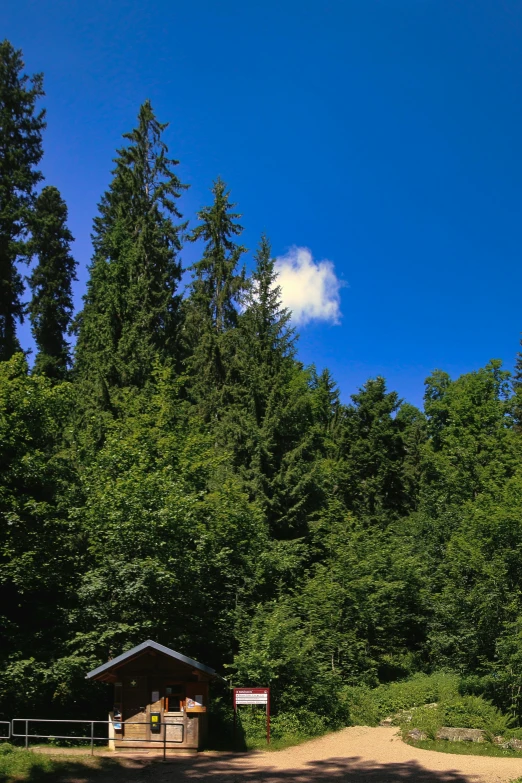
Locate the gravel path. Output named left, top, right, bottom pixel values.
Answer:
left=75, top=726, right=522, bottom=783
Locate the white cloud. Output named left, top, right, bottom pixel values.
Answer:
left=274, top=246, right=344, bottom=326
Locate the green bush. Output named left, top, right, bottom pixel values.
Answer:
left=237, top=706, right=329, bottom=749
left=341, top=672, right=514, bottom=741
left=340, top=672, right=460, bottom=726
left=403, top=704, right=444, bottom=740
left=442, top=696, right=513, bottom=735
left=398, top=695, right=513, bottom=739
left=270, top=710, right=328, bottom=740
left=0, top=743, right=14, bottom=756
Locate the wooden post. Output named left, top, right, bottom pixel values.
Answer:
left=266, top=689, right=270, bottom=745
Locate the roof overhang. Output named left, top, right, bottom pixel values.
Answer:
left=85, top=639, right=226, bottom=682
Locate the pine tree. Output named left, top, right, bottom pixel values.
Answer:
left=513, top=338, right=522, bottom=427
left=216, top=234, right=298, bottom=505
left=74, top=100, right=187, bottom=391
left=0, top=40, right=45, bottom=360
left=184, top=178, right=246, bottom=415
left=240, top=234, right=295, bottom=401
left=27, top=186, right=77, bottom=379
left=337, top=377, right=408, bottom=524
left=188, top=178, right=246, bottom=333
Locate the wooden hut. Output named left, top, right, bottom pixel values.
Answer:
left=86, top=639, right=224, bottom=751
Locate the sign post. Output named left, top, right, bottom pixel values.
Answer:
left=233, top=687, right=270, bottom=745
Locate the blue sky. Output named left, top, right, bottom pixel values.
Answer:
left=3, top=0, right=522, bottom=407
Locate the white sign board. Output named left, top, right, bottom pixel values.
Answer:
left=233, top=688, right=271, bottom=744
left=235, top=691, right=268, bottom=704
left=233, top=688, right=269, bottom=706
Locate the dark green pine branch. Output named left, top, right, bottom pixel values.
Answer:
left=27, top=185, right=77, bottom=379
left=0, top=40, right=45, bottom=360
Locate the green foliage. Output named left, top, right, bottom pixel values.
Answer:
left=340, top=673, right=460, bottom=727
left=441, top=696, right=512, bottom=734
left=238, top=706, right=329, bottom=750
left=184, top=178, right=247, bottom=421
left=341, top=674, right=513, bottom=741
left=0, top=747, right=129, bottom=782
left=7, top=38, right=522, bottom=745
left=399, top=696, right=512, bottom=740
left=0, top=40, right=45, bottom=360
left=0, top=746, right=62, bottom=781
left=27, top=186, right=77, bottom=379
left=74, top=100, right=186, bottom=392
left=411, top=739, right=522, bottom=759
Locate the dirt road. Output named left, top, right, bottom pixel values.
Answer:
left=59, top=726, right=522, bottom=783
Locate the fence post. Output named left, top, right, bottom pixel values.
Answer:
left=25, top=720, right=28, bottom=750
left=90, top=721, right=94, bottom=756
left=163, top=722, right=166, bottom=761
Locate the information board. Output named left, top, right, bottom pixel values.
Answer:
left=234, top=688, right=269, bottom=706
left=233, top=687, right=270, bottom=744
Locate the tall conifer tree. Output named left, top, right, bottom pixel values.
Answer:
left=0, top=40, right=45, bottom=360
left=241, top=234, right=295, bottom=380
left=513, top=339, right=522, bottom=427
left=188, top=178, right=246, bottom=333
left=27, top=186, right=77, bottom=379
left=184, top=178, right=246, bottom=414
left=75, top=100, right=187, bottom=390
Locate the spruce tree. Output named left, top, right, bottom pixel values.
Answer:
left=184, top=178, right=246, bottom=414
left=241, top=234, right=295, bottom=386
left=337, top=377, right=408, bottom=524
left=27, top=186, right=77, bottom=379
left=219, top=234, right=296, bottom=502
left=188, top=178, right=246, bottom=333
left=513, top=339, right=522, bottom=427
left=74, top=100, right=186, bottom=391
left=0, top=40, right=45, bottom=360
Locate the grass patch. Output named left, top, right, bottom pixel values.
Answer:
left=406, top=737, right=522, bottom=759
left=245, top=734, right=313, bottom=751
left=0, top=744, right=123, bottom=782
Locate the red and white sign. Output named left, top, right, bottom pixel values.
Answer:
left=233, top=688, right=271, bottom=744
left=233, top=688, right=269, bottom=706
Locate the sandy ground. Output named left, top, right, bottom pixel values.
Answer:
left=36, top=726, right=522, bottom=783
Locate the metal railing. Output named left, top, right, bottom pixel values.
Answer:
left=0, top=721, right=10, bottom=740
left=11, top=719, right=184, bottom=758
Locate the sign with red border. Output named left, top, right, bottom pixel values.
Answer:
left=233, top=687, right=270, bottom=743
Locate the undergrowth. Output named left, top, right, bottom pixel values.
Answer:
left=0, top=743, right=73, bottom=782
left=341, top=671, right=515, bottom=741
left=239, top=706, right=330, bottom=750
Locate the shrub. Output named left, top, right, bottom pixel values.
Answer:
left=442, top=696, right=513, bottom=735
left=339, top=686, right=381, bottom=726
left=238, top=705, right=329, bottom=748
left=341, top=672, right=460, bottom=726
left=403, top=704, right=444, bottom=740
left=398, top=695, right=513, bottom=740
left=342, top=672, right=514, bottom=741
left=270, top=710, right=328, bottom=740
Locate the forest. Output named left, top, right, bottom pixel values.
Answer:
left=2, top=39, right=522, bottom=741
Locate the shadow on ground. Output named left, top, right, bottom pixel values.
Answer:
left=14, top=752, right=481, bottom=783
